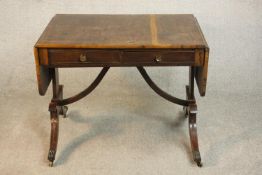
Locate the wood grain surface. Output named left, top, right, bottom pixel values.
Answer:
left=35, top=14, right=208, bottom=49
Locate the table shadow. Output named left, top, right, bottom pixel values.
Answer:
left=54, top=108, right=193, bottom=166
left=55, top=111, right=124, bottom=166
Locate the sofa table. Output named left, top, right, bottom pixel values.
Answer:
left=34, top=14, right=209, bottom=167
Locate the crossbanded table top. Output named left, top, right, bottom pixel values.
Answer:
left=35, top=14, right=208, bottom=49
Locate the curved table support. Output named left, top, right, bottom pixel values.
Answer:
left=188, top=103, right=202, bottom=167
left=56, top=67, right=110, bottom=106
left=185, top=67, right=202, bottom=167
left=47, top=66, right=202, bottom=167
left=48, top=102, right=59, bottom=167
left=47, top=67, right=109, bottom=166
left=48, top=69, right=67, bottom=166
left=138, top=66, right=202, bottom=167
left=137, top=66, right=194, bottom=106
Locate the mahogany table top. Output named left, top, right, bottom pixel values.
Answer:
left=35, top=14, right=208, bottom=49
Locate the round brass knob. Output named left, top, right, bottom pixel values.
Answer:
left=79, top=53, right=87, bottom=62
left=155, top=55, right=162, bottom=62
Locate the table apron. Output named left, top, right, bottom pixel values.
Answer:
left=38, top=48, right=204, bottom=67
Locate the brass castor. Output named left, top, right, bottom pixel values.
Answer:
left=59, top=106, right=68, bottom=118
left=193, top=151, right=202, bottom=167
left=48, top=149, right=56, bottom=167
left=196, top=161, right=202, bottom=167
left=49, top=161, right=54, bottom=167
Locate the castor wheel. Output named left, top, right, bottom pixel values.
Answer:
left=48, top=149, right=56, bottom=167
left=193, top=151, right=202, bottom=167
left=196, top=161, right=202, bottom=167
left=59, top=106, right=68, bottom=118
left=183, top=106, right=188, bottom=117
left=49, top=161, right=54, bottom=167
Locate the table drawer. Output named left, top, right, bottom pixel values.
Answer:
left=122, top=50, right=197, bottom=65
left=39, top=49, right=202, bottom=67
left=47, top=49, right=120, bottom=66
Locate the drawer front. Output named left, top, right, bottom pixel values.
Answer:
left=48, top=49, right=120, bottom=66
left=39, top=49, right=201, bottom=67
left=122, top=50, right=197, bottom=66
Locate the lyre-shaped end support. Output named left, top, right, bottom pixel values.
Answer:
left=185, top=83, right=202, bottom=167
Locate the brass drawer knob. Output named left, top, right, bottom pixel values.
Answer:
left=155, top=55, right=162, bottom=62
left=79, top=53, right=87, bottom=62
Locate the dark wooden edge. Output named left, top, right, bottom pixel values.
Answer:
left=34, top=47, right=51, bottom=95
left=195, top=47, right=209, bottom=96
left=39, top=48, right=49, bottom=65
left=35, top=43, right=208, bottom=49
left=192, top=16, right=209, bottom=96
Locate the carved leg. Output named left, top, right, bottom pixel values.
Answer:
left=48, top=102, right=59, bottom=167
left=47, top=69, right=68, bottom=167
left=186, top=67, right=202, bottom=167
left=188, top=104, right=202, bottom=167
